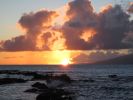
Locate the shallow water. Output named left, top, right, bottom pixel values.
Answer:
left=0, top=65, right=133, bottom=100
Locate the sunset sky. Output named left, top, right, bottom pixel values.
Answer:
left=0, top=0, right=133, bottom=65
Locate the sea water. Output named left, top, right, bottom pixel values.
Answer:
left=0, top=65, right=133, bottom=100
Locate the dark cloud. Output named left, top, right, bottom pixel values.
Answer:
left=122, top=20, right=133, bottom=46
left=62, top=0, right=133, bottom=50
left=66, top=0, right=97, bottom=28
left=19, top=10, right=57, bottom=35
left=62, top=0, right=97, bottom=50
left=41, top=32, right=52, bottom=50
left=88, top=51, right=121, bottom=62
left=73, top=51, right=122, bottom=63
left=128, top=49, right=133, bottom=54
left=90, top=5, right=131, bottom=49
left=0, top=10, right=57, bottom=51
left=123, top=32, right=133, bottom=46
left=0, top=35, right=36, bottom=51
left=72, top=53, right=89, bottom=64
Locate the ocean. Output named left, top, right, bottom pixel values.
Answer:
left=0, top=65, right=133, bottom=100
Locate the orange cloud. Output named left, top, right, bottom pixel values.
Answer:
left=100, top=4, right=112, bottom=13
left=128, top=2, right=133, bottom=13
left=80, top=28, right=96, bottom=42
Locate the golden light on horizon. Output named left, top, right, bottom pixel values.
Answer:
left=51, top=50, right=72, bottom=65
left=0, top=50, right=81, bottom=65
left=61, top=58, right=71, bottom=66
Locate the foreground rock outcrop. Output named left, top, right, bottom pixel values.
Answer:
left=0, top=78, right=27, bottom=85
left=25, top=74, right=74, bottom=100
left=36, top=88, right=73, bottom=100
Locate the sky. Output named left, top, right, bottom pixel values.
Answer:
left=0, top=0, right=133, bottom=65
left=0, top=0, right=115, bottom=40
left=0, top=0, right=69, bottom=40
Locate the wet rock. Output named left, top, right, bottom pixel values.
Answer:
left=36, top=88, right=73, bottom=100
left=24, top=88, right=38, bottom=93
left=46, top=74, right=72, bottom=83
left=32, top=73, right=50, bottom=80
left=45, top=74, right=72, bottom=88
left=24, top=73, right=74, bottom=99
left=32, top=82, right=48, bottom=90
left=112, top=78, right=120, bottom=81
left=57, top=74, right=72, bottom=83
left=25, top=82, right=48, bottom=93
left=108, top=75, right=120, bottom=81
left=0, top=78, right=27, bottom=85
left=0, top=70, right=44, bottom=79
left=20, top=71, right=38, bottom=76
left=108, top=75, right=118, bottom=78
left=0, top=70, right=19, bottom=74
left=0, top=70, right=72, bottom=83
left=47, top=80, right=66, bottom=88
left=82, top=78, right=95, bottom=82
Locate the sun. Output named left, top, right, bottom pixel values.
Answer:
left=61, top=58, right=71, bottom=66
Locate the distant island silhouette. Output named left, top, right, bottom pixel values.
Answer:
left=93, top=54, right=133, bottom=65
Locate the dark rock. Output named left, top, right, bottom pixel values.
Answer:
left=20, top=71, right=38, bottom=76
left=36, top=88, right=73, bottom=100
left=0, top=70, right=19, bottom=74
left=108, top=75, right=120, bottom=81
left=0, top=70, right=72, bottom=83
left=32, top=74, right=48, bottom=80
left=24, top=88, right=38, bottom=93
left=82, top=78, right=95, bottom=82
left=44, top=74, right=72, bottom=85
left=111, top=78, right=120, bottom=81
left=0, top=78, right=27, bottom=85
left=108, top=75, right=118, bottom=78
left=25, top=82, right=48, bottom=93
left=0, top=70, right=45, bottom=78
left=54, top=74, right=72, bottom=83
left=23, top=74, right=74, bottom=99
left=59, top=74, right=72, bottom=83
left=32, top=82, right=48, bottom=90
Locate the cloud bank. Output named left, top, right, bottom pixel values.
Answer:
left=0, top=0, right=133, bottom=51
left=72, top=51, right=122, bottom=64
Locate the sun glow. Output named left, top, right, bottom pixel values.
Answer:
left=50, top=50, right=73, bottom=65
left=61, top=58, right=71, bottom=66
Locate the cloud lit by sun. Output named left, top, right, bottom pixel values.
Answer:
left=53, top=4, right=69, bottom=26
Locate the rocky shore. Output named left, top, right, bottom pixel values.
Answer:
left=0, top=70, right=74, bottom=100
left=0, top=70, right=133, bottom=100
